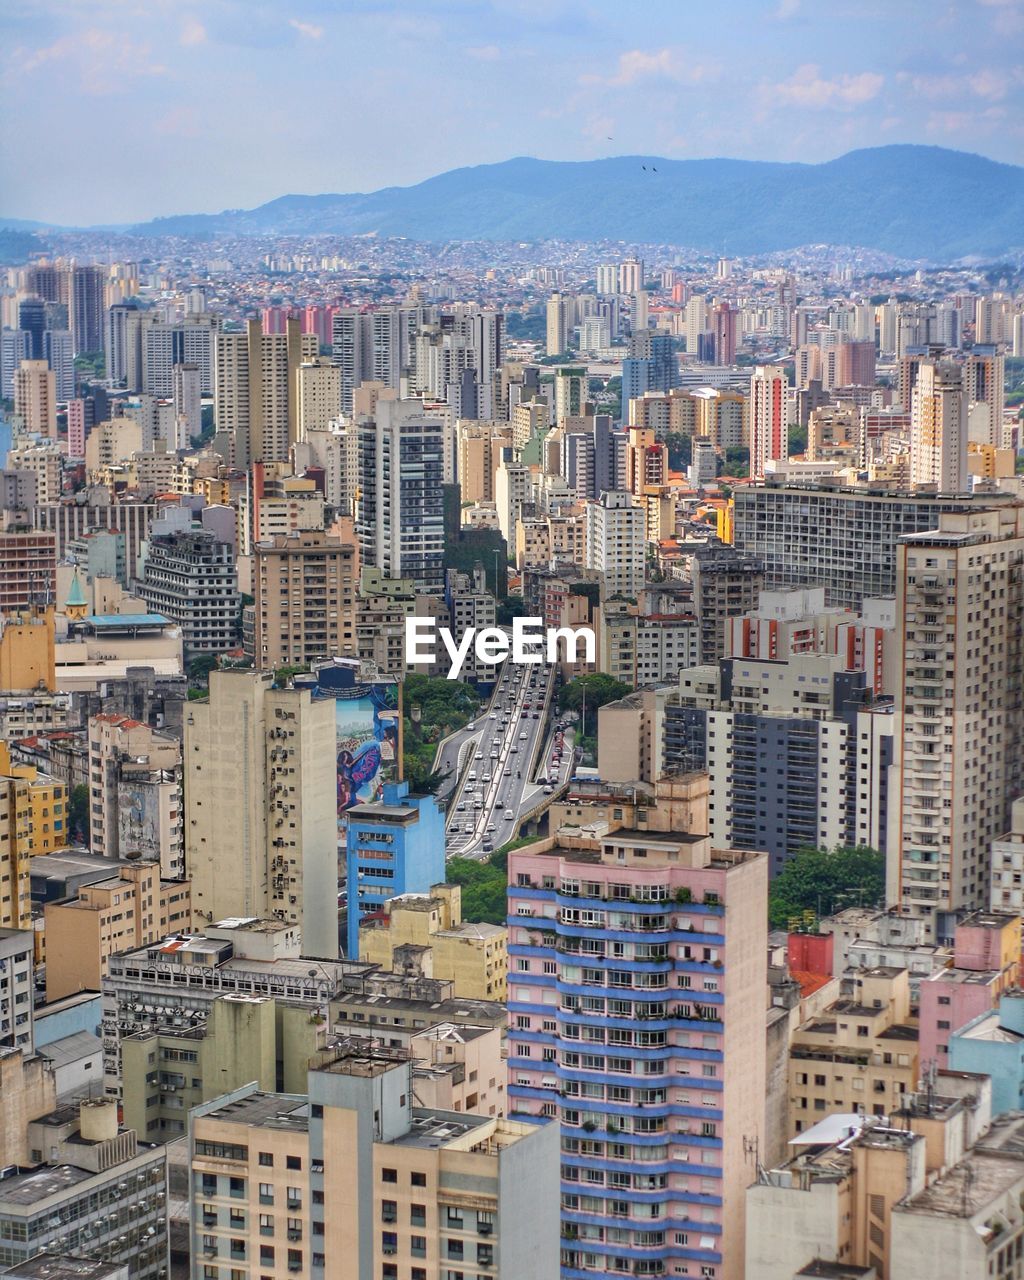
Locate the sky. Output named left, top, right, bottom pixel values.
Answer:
left=2, top=0, right=1023, bottom=225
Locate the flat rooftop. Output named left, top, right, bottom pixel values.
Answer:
left=1, top=1255, right=128, bottom=1280
left=391, top=1110, right=490, bottom=1150
left=200, top=1092, right=308, bottom=1131
left=898, top=1146, right=1024, bottom=1218
left=0, top=1164, right=93, bottom=1207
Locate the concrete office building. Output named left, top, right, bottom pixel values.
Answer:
left=254, top=531, right=357, bottom=672
left=136, top=531, right=239, bottom=655
left=0, top=1099, right=168, bottom=1280
left=185, top=672, right=338, bottom=957
left=187, top=1047, right=557, bottom=1280
left=100, top=918, right=362, bottom=1096
left=345, top=781, right=445, bottom=959
left=731, top=478, right=1014, bottom=608
left=889, top=507, right=1024, bottom=942
left=356, top=400, right=445, bottom=592
left=507, top=822, right=768, bottom=1280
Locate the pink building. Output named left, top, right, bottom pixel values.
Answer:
left=66, top=398, right=86, bottom=456
left=507, top=826, right=768, bottom=1280
left=917, top=910, right=1020, bottom=1070
left=302, top=305, right=337, bottom=347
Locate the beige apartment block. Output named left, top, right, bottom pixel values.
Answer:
left=188, top=1044, right=558, bottom=1280
left=14, top=359, right=56, bottom=437
left=44, top=858, right=191, bottom=1000
left=358, top=884, right=507, bottom=1002
left=184, top=671, right=338, bottom=957
left=788, top=967, right=918, bottom=1138
left=254, top=530, right=357, bottom=672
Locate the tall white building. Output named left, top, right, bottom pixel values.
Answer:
left=749, top=365, right=788, bottom=480
left=184, top=670, right=339, bottom=957
left=910, top=360, right=967, bottom=492
left=43, top=329, right=74, bottom=400
left=585, top=489, right=645, bottom=599
left=595, top=263, right=619, bottom=295
left=172, top=361, right=201, bottom=447
left=355, top=398, right=446, bottom=591
left=889, top=507, right=1024, bottom=942
left=545, top=292, right=569, bottom=356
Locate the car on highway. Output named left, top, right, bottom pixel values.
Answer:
left=519, top=731, right=528, bottom=740
left=457, top=801, right=466, bottom=811
left=475, top=750, right=484, bottom=760
left=543, top=785, right=553, bottom=795
left=504, top=809, right=514, bottom=820
left=467, top=722, right=476, bottom=731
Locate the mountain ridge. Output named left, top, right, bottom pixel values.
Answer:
left=7, top=146, right=1024, bottom=258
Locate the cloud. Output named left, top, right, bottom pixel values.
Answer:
left=18, top=28, right=167, bottom=93
left=466, top=44, right=502, bottom=61
left=586, top=47, right=719, bottom=89
left=969, top=68, right=1008, bottom=99
left=180, top=18, right=207, bottom=47
left=775, top=0, right=800, bottom=17
left=770, top=63, right=884, bottom=108
left=289, top=18, right=324, bottom=40
left=155, top=106, right=201, bottom=138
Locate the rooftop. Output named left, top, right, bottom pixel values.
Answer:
left=1, top=1255, right=128, bottom=1280
left=199, top=1091, right=308, bottom=1131
left=0, top=1165, right=93, bottom=1207
left=897, top=1144, right=1024, bottom=1218
left=391, top=1109, right=490, bottom=1150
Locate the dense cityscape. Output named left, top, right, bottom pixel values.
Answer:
left=3, top=4, right=1024, bottom=1280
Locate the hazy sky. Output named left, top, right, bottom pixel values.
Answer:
left=2, top=0, right=1023, bottom=225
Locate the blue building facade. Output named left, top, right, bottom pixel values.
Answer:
left=343, top=780, right=445, bottom=957
left=949, top=991, right=1024, bottom=1116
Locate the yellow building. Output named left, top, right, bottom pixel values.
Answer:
left=0, top=742, right=67, bottom=854
left=44, top=859, right=192, bottom=1000
left=358, top=884, right=507, bottom=1001
left=788, top=966, right=919, bottom=1137
left=0, top=606, right=55, bottom=692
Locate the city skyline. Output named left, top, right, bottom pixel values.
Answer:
left=2, top=0, right=1023, bottom=225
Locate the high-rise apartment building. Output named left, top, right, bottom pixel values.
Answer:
left=732, top=479, right=1014, bottom=608
left=297, top=357, right=342, bottom=436
left=0, top=328, right=30, bottom=399
left=188, top=1051, right=558, bottom=1280
left=618, top=256, right=644, bottom=294
left=690, top=542, right=764, bottom=663
left=889, top=507, right=1024, bottom=943
left=356, top=399, right=446, bottom=592
left=507, top=822, right=768, bottom=1280
left=546, top=293, right=570, bottom=356
left=14, top=359, right=57, bottom=437
left=136, top=530, right=240, bottom=654
left=254, top=530, right=357, bottom=672
left=172, top=360, right=202, bottom=446
left=910, top=360, right=967, bottom=492
left=185, top=671, right=338, bottom=956
left=43, top=328, right=74, bottom=400
left=68, top=264, right=105, bottom=354
left=585, top=490, right=645, bottom=600
left=749, top=365, right=788, bottom=480
left=215, top=318, right=318, bottom=466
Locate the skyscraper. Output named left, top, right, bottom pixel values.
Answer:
left=43, top=328, right=74, bottom=400
left=0, top=328, right=30, bottom=399
left=890, top=507, right=1024, bottom=943
left=17, top=296, right=46, bottom=360
left=546, top=292, right=570, bottom=356
left=910, top=360, right=967, bottom=492
left=185, top=670, right=339, bottom=957
left=214, top=317, right=318, bottom=465
left=749, top=365, right=788, bottom=480
left=356, top=398, right=446, bottom=591
left=14, top=359, right=57, bottom=437
left=585, top=490, right=645, bottom=599
left=68, top=264, right=105, bottom=355
left=507, top=819, right=768, bottom=1280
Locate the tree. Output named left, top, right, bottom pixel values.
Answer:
left=68, top=784, right=90, bottom=846
left=402, top=673, right=480, bottom=786
left=446, top=851, right=509, bottom=924
left=723, top=446, right=749, bottom=475
left=496, top=595, right=526, bottom=626
left=788, top=424, right=808, bottom=457
left=557, top=674, right=632, bottom=739
left=665, top=432, right=692, bottom=471
left=768, top=844, right=885, bottom=930
left=188, top=654, right=219, bottom=688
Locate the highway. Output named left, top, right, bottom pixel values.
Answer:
left=440, top=659, right=574, bottom=861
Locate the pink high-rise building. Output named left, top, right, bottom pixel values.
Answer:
left=303, top=304, right=337, bottom=347
left=66, top=398, right=86, bottom=456
left=750, top=365, right=788, bottom=479
left=260, top=306, right=295, bottom=335
left=507, top=815, right=767, bottom=1280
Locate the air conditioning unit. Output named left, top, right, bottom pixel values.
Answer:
left=479, top=1224, right=493, bottom=1236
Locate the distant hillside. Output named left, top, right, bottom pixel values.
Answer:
left=124, top=146, right=1024, bottom=259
